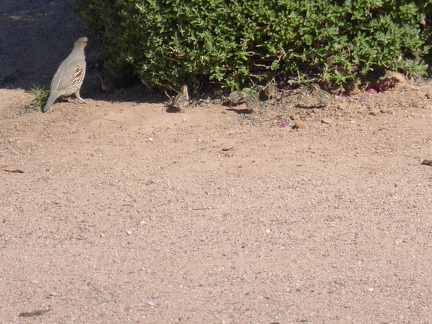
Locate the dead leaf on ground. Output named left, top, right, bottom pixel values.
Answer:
left=4, top=169, right=24, bottom=173
left=421, top=160, right=432, bottom=166
left=19, top=309, right=51, bottom=317
left=221, top=146, right=234, bottom=152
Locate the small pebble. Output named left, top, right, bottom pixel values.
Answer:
left=321, top=118, right=333, bottom=125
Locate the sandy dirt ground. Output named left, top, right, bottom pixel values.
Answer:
left=1, top=1, right=432, bottom=323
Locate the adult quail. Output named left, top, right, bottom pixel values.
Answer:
left=42, top=37, right=88, bottom=112
left=171, top=85, right=189, bottom=112
left=228, top=90, right=248, bottom=106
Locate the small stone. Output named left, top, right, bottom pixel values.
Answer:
left=292, top=120, right=305, bottom=129
left=336, top=103, right=347, bottom=110
left=422, top=89, right=432, bottom=99
left=321, top=118, right=333, bottom=125
left=369, top=106, right=380, bottom=115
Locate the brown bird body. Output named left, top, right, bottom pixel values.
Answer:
left=228, top=90, right=248, bottom=106
left=95, top=72, right=112, bottom=91
left=43, top=37, right=88, bottom=112
left=171, top=85, right=189, bottom=112
left=264, top=82, right=278, bottom=100
left=245, top=94, right=259, bottom=112
left=309, top=83, right=331, bottom=106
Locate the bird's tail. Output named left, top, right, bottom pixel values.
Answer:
left=42, top=93, right=57, bottom=113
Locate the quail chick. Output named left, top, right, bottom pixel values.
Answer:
left=245, top=94, right=259, bottom=113
left=263, top=81, right=278, bottom=100
left=95, top=72, right=112, bottom=91
left=228, top=90, right=248, bottom=106
left=309, top=83, right=331, bottom=106
left=171, top=85, right=189, bottom=112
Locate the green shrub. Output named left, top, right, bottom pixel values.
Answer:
left=72, top=0, right=430, bottom=91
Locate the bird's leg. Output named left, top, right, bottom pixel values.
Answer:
left=74, top=90, right=87, bottom=104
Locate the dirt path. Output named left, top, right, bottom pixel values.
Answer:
left=1, top=0, right=432, bottom=323
left=1, top=88, right=432, bottom=322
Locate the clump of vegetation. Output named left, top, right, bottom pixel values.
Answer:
left=72, top=0, right=431, bottom=91
left=27, top=85, right=49, bottom=111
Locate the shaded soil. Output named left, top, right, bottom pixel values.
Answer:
left=1, top=1, right=432, bottom=323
